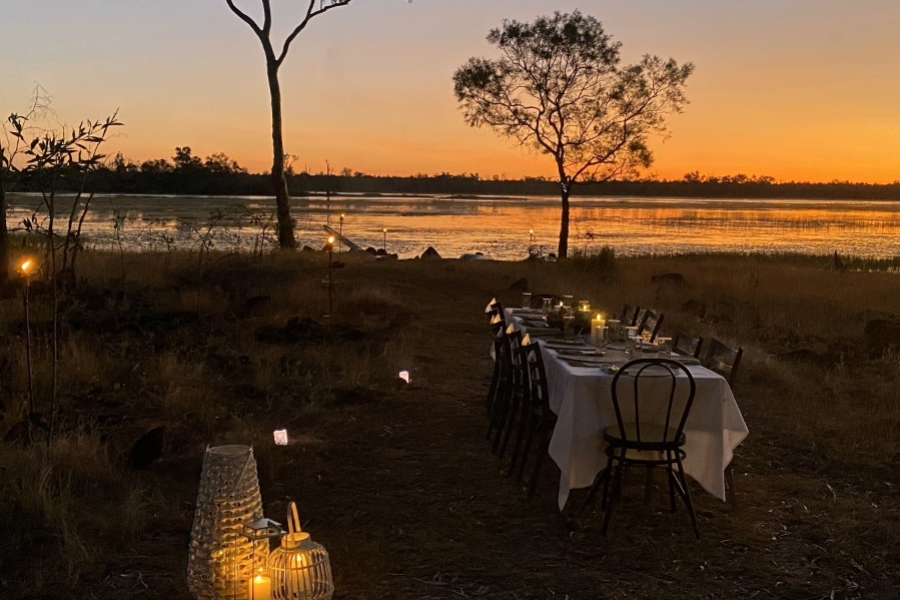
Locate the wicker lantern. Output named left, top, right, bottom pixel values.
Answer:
left=188, top=445, right=268, bottom=600
left=268, top=503, right=334, bottom=600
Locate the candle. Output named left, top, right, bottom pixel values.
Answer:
left=591, top=313, right=606, bottom=346
left=578, top=300, right=591, bottom=312
left=251, top=574, right=272, bottom=600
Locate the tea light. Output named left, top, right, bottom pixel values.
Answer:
left=274, top=430, right=289, bottom=446
left=578, top=300, right=591, bottom=313
left=399, top=370, right=411, bottom=384
left=591, top=313, right=606, bottom=346
left=251, top=573, right=273, bottom=600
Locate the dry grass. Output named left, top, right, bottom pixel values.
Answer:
left=0, top=249, right=898, bottom=598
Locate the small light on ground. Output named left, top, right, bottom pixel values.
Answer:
left=399, top=371, right=411, bottom=384
left=274, top=429, right=289, bottom=446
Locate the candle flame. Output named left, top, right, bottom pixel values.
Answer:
left=399, top=370, right=411, bottom=384
left=327, top=236, right=336, bottom=245
left=383, top=228, right=388, bottom=233
left=20, top=260, right=32, bottom=273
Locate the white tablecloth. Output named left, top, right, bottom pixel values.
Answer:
left=505, top=308, right=749, bottom=511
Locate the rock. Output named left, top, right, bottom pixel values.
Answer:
left=255, top=317, right=327, bottom=345
left=129, top=426, right=165, bottom=469
left=651, top=272, right=687, bottom=286
left=508, top=277, right=530, bottom=292
left=421, top=246, right=442, bottom=260
left=365, top=247, right=378, bottom=255
left=865, top=317, right=900, bottom=358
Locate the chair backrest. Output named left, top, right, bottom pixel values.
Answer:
left=673, top=331, right=704, bottom=359
left=488, top=300, right=507, bottom=327
left=621, top=304, right=641, bottom=327
left=703, top=338, right=743, bottom=387
left=530, top=293, right=562, bottom=309
left=524, top=342, right=551, bottom=414
left=636, top=310, right=664, bottom=342
left=611, top=358, right=697, bottom=445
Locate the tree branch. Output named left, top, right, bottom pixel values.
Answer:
left=277, top=0, right=353, bottom=66
left=225, top=0, right=263, bottom=36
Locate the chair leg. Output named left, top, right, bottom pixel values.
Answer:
left=506, top=405, right=530, bottom=478
left=498, top=389, right=521, bottom=459
left=676, top=454, right=701, bottom=540
left=486, top=360, right=500, bottom=413
left=601, top=456, right=624, bottom=537
left=526, top=422, right=551, bottom=499
left=582, top=451, right=613, bottom=514
left=486, top=375, right=509, bottom=441
left=725, top=466, right=737, bottom=506
left=516, top=418, right=539, bottom=483
left=491, top=386, right=513, bottom=455
left=666, top=451, right=677, bottom=513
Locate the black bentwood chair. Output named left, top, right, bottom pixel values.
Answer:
left=673, top=331, right=704, bottom=359
left=491, top=326, right=527, bottom=456
left=485, top=306, right=508, bottom=413
left=636, top=309, right=665, bottom=342
left=585, top=358, right=700, bottom=539
left=487, top=321, right=514, bottom=438
left=621, top=304, right=641, bottom=327
left=514, top=342, right=559, bottom=498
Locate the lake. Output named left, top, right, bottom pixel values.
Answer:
left=7, top=193, right=900, bottom=260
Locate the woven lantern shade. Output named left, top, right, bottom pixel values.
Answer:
left=268, top=503, right=334, bottom=600
left=188, top=445, right=268, bottom=600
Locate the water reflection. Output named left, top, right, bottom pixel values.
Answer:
left=7, top=193, right=900, bottom=260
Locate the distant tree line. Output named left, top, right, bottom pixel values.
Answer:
left=8, top=146, right=900, bottom=201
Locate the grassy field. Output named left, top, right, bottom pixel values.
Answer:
left=0, top=250, right=898, bottom=599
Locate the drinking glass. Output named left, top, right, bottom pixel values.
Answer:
left=562, top=294, right=574, bottom=310
left=625, top=335, right=637, bottom=358
left=542, top=297, right=552, bottom=316
left=562, top=313, right=576, bottom=338
left=522, top=292, right=533, bottom=309
left=656, top=337, right=672, bottom=359
left=607, top=319, right=621, bottom=342
left=625, top=326, right=639, bottom=343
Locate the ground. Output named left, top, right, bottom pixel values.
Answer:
left=1, top=253, right=899, bottom=599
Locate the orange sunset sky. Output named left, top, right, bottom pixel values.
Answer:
left=3, top=0, right=900, bottom=183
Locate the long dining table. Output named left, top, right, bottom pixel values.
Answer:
left=505, top=307, right=749, bottom=511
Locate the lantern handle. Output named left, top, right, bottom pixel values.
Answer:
left=288, top=502, right=302, bottom=534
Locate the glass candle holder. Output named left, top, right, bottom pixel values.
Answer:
left=578, top=300, right=591, bottom=313
left=541, top=297, right=552, bottom=316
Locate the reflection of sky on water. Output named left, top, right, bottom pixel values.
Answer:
left=7, top=194, right=900, bottom=260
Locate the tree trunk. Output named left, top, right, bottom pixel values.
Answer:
left=0, top=182, right=9, bottom=288
left=267, top=63, right=296, bottom=250
left=558, top=186, right=570, bottom=259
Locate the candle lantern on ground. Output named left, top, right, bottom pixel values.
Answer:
left=188, top=445, right=267, bottom=600
left=241, top=518, right=287, bottom=600
left=326, top=236, right=336, bottom=321
left=382, top=228, right=387, bottom=252
left=268, top=503, right=334, bottom=600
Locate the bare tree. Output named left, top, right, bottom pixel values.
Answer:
left=454, top=11, right=693, bottom=258
left=224, top=0, right=356, bottom=250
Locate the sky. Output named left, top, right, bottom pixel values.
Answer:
left=2, top=0, right=900, bottom=183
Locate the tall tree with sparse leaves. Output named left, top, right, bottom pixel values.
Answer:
left=454, top=11, right=694, bottom=258
left=224, top=0, right=358, bottom=250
